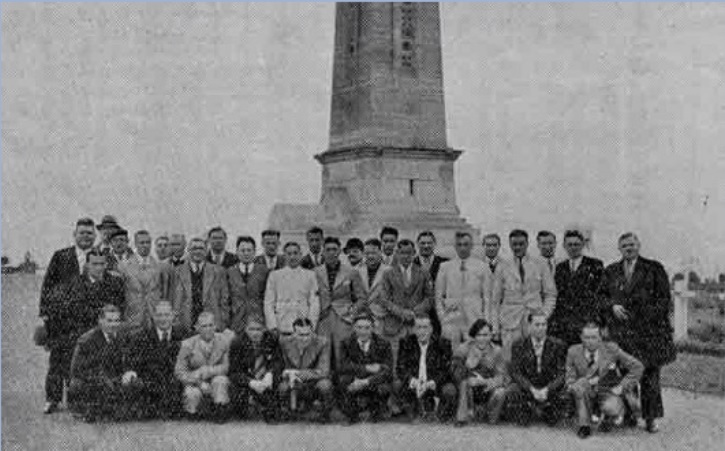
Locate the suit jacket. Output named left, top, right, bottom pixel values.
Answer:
left=315, top=263, right=367, bottom=324
left=70, top=327, right=128, bottom=383
left=300, top=253, right=325, bottom=270
left=207, top=251, right=240, bottom=269
left=175, top=333, right=230, bottom=385
left=279, top=334, right=331, bottom=381
left=397, top=335, right=452, bottom=387
left=226, top=262, right=269, bottom=333
left=601, top=257, right=676, bottom=367
left=173, top=261, right=230, bottom=332
left=118, top=255, right=173, bottom=331
left=357, top=263, right=390, bottom=320
left=492, top=255, right=557, bottom=331
left=510, top=336, right=568, bottom=392
left=228, top=331, right=284, bottom=388
left=61, top=273, right=126, bottom=342
left=39, top=247, right=84, bottom=341
left=379, top=264, right=434, bottom=335
left=106, top=249, right=135, bottom=274
left=548, top=256, right=605, bottom=345
left=339, top=333, right=393, bottom=386
left=451, top=341, right=506, bottom=386
left=413, top=255, right=448, bottom=288
left=565, top=342, right=644, bottom=391
left=253, top=254, right=286, bottom=271
left=435, top=257, right=491, bottom=333
left=127, top=326, right=188, bottom=386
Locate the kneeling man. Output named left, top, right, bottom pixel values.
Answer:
left=278, top=318, right=334, bottom=422
left=396, top=313, right=456, bottom=421
left=175, top=311, right=231, bottom=421
left=339, top=312, right=394, bottom=423
left=566, top=322, right=644, bottom=439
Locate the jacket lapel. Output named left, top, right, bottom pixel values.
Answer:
left=333, top=266, right=345, bottom=290
left=202, top=265, right=214, bottom=301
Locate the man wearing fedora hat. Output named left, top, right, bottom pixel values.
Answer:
left=96, top=215, right=120, bottom=254
left=107, top=228, right=135, bottom=274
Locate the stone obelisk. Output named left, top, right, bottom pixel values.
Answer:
left=269, top=2, right=476, bottom=247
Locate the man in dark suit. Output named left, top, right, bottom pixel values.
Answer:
left=566, top=322, right=644, bottom=439
left=228, top=315, right=283, bottom=422
left=277, top=318, right=334, bottom=422
left=125, top=301, right=188, bottom=419
left=507, top=309, right=569, bottom=426
left=227, top=236, right=269, bottom=334
left=95, top=215, right=120, bottom=255
left=38, top=217, right=97, bottom=413
left=380, top=226, right=399, bottom=266
left=379, top=239, right=434, bottom=367
left=548, top=230, right=605, bottom=346
left=106, top=228, right=135, bottom=274
left=254, top=229, right=286, bottom=270
left=601, top=232, right=676, bottom=433
left=68, top=304, right=144, bottom=422
left=339, top=313, right=394, bottom=423
left=206, top=226, right=240, bottom=268
left=396, top=314, right=456, bottom=421
left=300, top=226, right=325, bottom=270
left=414, top=231, right=449, bottom=336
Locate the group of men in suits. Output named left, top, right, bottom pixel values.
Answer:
left=38, top=216, right=675, bottom=437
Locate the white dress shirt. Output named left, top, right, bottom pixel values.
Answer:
left=75, top=246, right=90, bottom=272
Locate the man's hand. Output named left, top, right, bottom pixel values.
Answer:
left=348, top=378, right=368, bottom=393
left=402, top=310, right=415, bottom=322
left=409, top=378, right=419, bottom=391
left=262, top=372, right=274, bottom=389
left=365, top=363, right=381, bottom=374
left=468, top=374, right=486, bottom=388
left=588, top=376, right=600, bottom=387
left=540, top=387, right=549, bottom=400
left=250, top=380, right=266, bottom=394
left=611, top=385, right=623, bottom=396
left=612, top=304, right=630, bottom=321
left=426, top=380, right=436, bottom=391
left=121, top=371, right=138, bottom=385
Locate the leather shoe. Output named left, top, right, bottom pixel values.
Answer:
left=577, top=426, right=592, bottom=439
left=599, top=419, right=613, bottom=433
left=43, top=402, right=58, bottom=414
left=645, top=419, right=659, bottom=433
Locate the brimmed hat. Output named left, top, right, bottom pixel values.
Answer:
left=96, top=215, right=119, bottom=230
left=109, top=228, right=128, bottom=240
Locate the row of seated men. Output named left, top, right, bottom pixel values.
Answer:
left=40, top=216, right=675, bottom=436
left=69, top=301, right=643, bottom=439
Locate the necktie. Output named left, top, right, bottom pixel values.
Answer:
left=570, top=259, right=576, bottom=273
left=164, top=331, right=170, bottom=342
left=548, top=259, right=554, bottom=274
left=518, top=258, right=525, bottom=284
left=587, top=351, right=596, bottom=369
left=489, top=262, right=496, bottom=274
left=403, top=266, right=410, bottom=287
left=244, top=263, right=250, bottom=278
left=460, top=260, right=467, bottom=286
left=625, top=260, right=634, bottom=281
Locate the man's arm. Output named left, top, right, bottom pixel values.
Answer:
left=218, top=269, right=230, bottom=329
left=174, top=341, right=197, bottom=385
left=367, top=340, right=393, bottom=385
left=348, top=271, right=368, bottom=317
left=541, top=264, right=557, bottom=318
left=545, top=340, right=568, bottom=393
left=39, top=251, right=63, bottom=318
left=298, top=339, right=330, bottom=381
left=207, top=345, right=230, bottom=378
left=227, top=340, right=252, bottom=388
left=613, top=344, right=644, bottom=390
left=307, top=274, right=320, bottom=331
left=396, top=338, right=414, bottom=385
left=565, top=347, right=579, bottom=388
left=435, top=266, right=447, bottom=324
left=263, top=272, right=278, bottom=331
left=379, top=271, right=408, bottom=319
left=414, top=272, right=434, bottom=315
left=509, top=340, right=533, bottom=391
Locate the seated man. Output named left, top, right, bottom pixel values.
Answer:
left=451, top=319, right=507, bottom=426
left=228, top=315, right=283, bottom=423
left=339, top=313, right=394, bottom=423
left=68, top=304, right=144, bottom=422
left=174, top=311, right=231, bottom=422
left=125, top=300, right=188, bottom=419
left=507, top=309, right=568, bottom=426
left=566, top=322, right=644, bottom=439
left=396, top=313, right=456, bottom=421
left=277, top=318, right=334, bottom=423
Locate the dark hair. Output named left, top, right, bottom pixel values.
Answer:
left=482, top=233, right=501, bottom=244
left=509, top=229, right=529, bottom=241
left=563, top=229, right=585, bottom=242
left=581, top=321, right=602, bottom=334
left=236, top=235, right=256, bottom=249
left=86, top=249, right=106, bottom=263
left=324, top=236, right=341, bottom=247
left=397, top=239, right=415, bottom=250
left=468, top=319, right=492, bottom=338
left=380, top=226, right=399, bottom=239
left=364, top=238, right=382, bottom=249
left=353, top=311, right=374, bottom=324
left=527, top=308, right=548, bottom=323
left=536, top=230, right=556, bottom=241
left=208, top=226, right=227, bottom=239
left=306, top=227, right=324, bottom=237
left=293, top=318, right=314, bottom=330
left=134, top=229, right=151, bottom=240
left=455, top=231, right=472, bottom=241
left=98, top=303, right=120, bottom=319
left=618, top=232, right=639, bottom=243
left=283, top=241, right=301, bottom=251
left=245, top=313, right=266, bottom=328
left=344, top=238, right=364, bottom=252
left=414, top=312, right=432, bottom=323
left=261, top=229, right=281, bottom=238
left=75, top=217, right=95, bottom=229
left=416, top=231, right=436, bottom=242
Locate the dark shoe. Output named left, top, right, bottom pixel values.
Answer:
left=577, top=426, right=592, bottom=439
left=43, top=402, right=58, bottom=414
left=599, top=419, right=613, bottom=433
left=454, top=419, right=467, bottom=427
left=623, top=415, right=639, bottom=428
left=645, top=419, right=659, bottom=433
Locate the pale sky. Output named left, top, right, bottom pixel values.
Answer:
left=2, top=2, right=724, bottom=274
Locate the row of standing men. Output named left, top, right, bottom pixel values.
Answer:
left=38, top=216, right=675, bottom=434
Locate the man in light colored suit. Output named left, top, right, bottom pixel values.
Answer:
left=566, top=322, right=644, bottom=439
left=435, top=231, right=491, bottom=347
left=154, top=234, right=170, bottom=262
left=379, top=239, right=434, bottom=366
left=315, top=237, right=367, bottom=369
left=173, top=238, right=230, bottom=332
left=118, top=230, right=172, bottom=332
left=492, top=229, right=557, bottom=358
left=254, top=229, right=286, bottom=270
left=537, top=230, right=562, bottom=278
left=482, top=233, right=502, bottom=287
left=227, top=236, right=269, bottom=334
left=264, top=242, right=320, bottom=336
left=175, top=311, right=231, bottom=421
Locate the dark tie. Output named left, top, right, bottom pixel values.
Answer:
left=244, top=263, right=250, bottom=280
left=518, top=258, right=525, bottom=284
left=489, top=262, right=496, bottom=274
left=548, top=259, right=553, bottom=274
left=587, top=352, right=596, bottom=369
left=163, top=331, right=170, bottom=342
